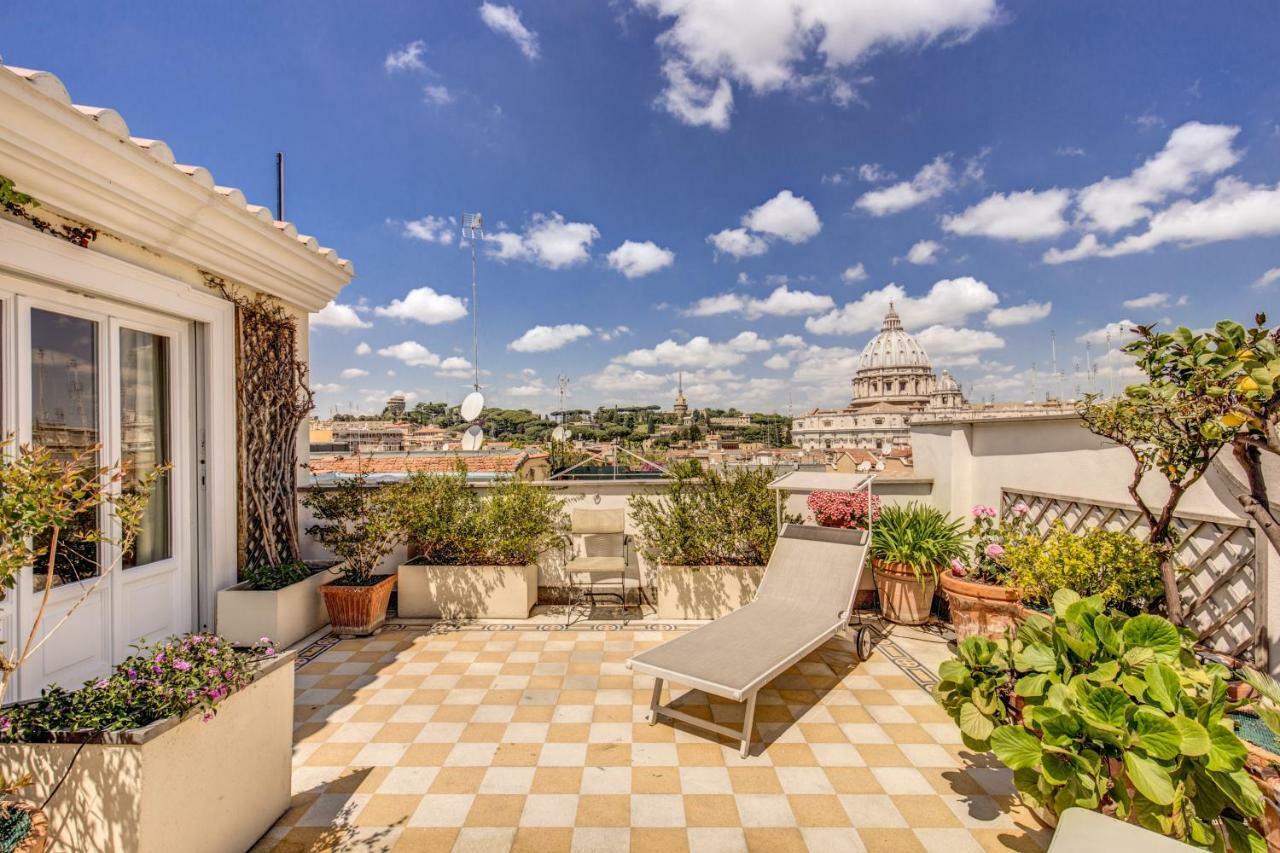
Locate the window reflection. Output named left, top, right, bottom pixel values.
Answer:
left=31, top=309, right=100, bottom=589
left=120, top=329, right=171, bottom=568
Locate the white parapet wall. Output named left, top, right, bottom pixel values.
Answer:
left=912, top=412, right=1280, bottom=670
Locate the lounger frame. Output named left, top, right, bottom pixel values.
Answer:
left=632, top=521, right=872, bottom=758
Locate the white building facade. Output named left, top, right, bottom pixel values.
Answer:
left=0, top=62, right=352, bottom=698
left=792, top=305, right=967, bottom=452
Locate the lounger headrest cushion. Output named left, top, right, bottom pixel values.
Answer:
left=780, top=524, right=867, bottom=546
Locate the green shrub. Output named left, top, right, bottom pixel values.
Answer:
left=302, top=472, right=405, bottom=584
left=935, top=590, right=1265, bottom=850
left=1005, top=522, right=1163, bottom=614
left=242, top=560, right=313, bottom=591
left=629, top=467, right=798, bottom=566
left=397, top=470, right=568, bottom=566
left=869, top=502, right=966, bottom=581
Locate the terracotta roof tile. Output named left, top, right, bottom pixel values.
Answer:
left=309, top=454, right=528, bottom=475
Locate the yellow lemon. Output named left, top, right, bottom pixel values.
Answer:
left=1238, top=376, right=1259, bottom=392
left=1220, top=412, right=1246, bottom=428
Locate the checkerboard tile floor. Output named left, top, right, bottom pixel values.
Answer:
left=254, top=627, right=1051, bottom=852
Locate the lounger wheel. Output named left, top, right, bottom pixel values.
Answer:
left=855, top=626, right=873, bottom=660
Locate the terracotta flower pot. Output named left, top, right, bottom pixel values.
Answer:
left=939, top=572, right=1023, bottom=641
left=1245, top=741, right=1280, bottom=849
left=1, top=801, right=48, bottom=853
left=873, top=560, right=937, bottom=626
left=321, top=574, right=397, bottom=636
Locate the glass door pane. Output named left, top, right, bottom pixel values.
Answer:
left=30, top=308, right=100, bottom=589
left=119, top=328, right=171, bottom=568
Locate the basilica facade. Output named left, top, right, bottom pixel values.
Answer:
left=791, top=304, right=967, bottom=452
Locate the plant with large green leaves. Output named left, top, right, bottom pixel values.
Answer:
left=935, top=590, right=1266, bottom=850
left=869, top=502, right=966, bottom=582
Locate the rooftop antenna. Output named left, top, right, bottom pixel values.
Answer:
left=459, top=212, right=487, bottom=449
left=1084, top=342, right=1093, bottom=394
left=1050, top=330, right=1063, bottom=401
left=557, top=374, right=570, bottom=425
left=274, top=152, right=285, bottom=222
left=1105, top=331, right=1116, bottom=398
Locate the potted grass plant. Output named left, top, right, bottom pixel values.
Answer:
left=870, top=502, right=965, bottom=625
left=395, top=470, right=568, bottom=619
left=630, top=466, right=798, bottom=619
left=302, top=470, right=404, bottom=635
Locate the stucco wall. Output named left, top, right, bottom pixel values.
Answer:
left=913, top=414, right=1280, bottom=670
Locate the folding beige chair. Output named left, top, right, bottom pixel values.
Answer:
left=627, top=524, right=872, bottom=757
left=564, top=508, right=649, bottom=621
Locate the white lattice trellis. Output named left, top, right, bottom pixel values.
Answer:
left=1001, top=489, right=1263, bottom=663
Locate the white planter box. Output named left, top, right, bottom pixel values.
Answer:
left=655, top=563, right=765, bottom=620
left=398, top=561, right=538, bottom=619
left=216, top=567, right=333, bottom=648
left=0, top=654, right=294, bottom=853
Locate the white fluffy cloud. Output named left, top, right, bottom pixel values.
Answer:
left=943, top=189, right=1072, bottom=241
left=805, top=277, right=999, bottom=335
left=385, top=41, right=426, bottom=73
left=841, top=263, right=867, bottom=282
left=1253, top=267, right=1280, bottom=290
left=479, top=3, right=540, bottom=60
left=615, top=331, right=771, bottom=369
left=435, top=356, right=474, bottom=379
left=584, top=364, right=671, bottom=393
left=637, top=0, right=998, bottom=128
left=1121, top=292, right=1174, bottom=309
left=708, top=190, right=820, bottom=259
left=741, top=190, right=822, bottom=243
left=508, top=324, right=593, bottom=353
left=655, top=61, right=733, bottom=130
left=706, top=227, right=768, bottom=259
left=312, top=382, right=343, bottom=394
left=310, top=301, right=371, bottom=330
left=1076, top=122, right=1241, bottom=232
left=423, top=85, right=453, bottom=106
left=606, top=240, right=675, bottom=278
left=1042, top=234, right=1101, bottom=265
left=486, top=213, right=600, bottom=269
left=340, top=368, right=369, bottom=379
left=915, top=325, right=1005, bottom=361
left=401, top=215, right=455, bottom=244
left=905, top=239, right=942, bottom=265
left=1096, top=178, right=1280, bottom=257
left=683, top=284, right=834, bottom=319
left=856, top=156, right=953, bottom=216
left=987, top=300, right=1052, bottom=327
left=374, top=286, right=468, bottom=325
left=377, top=341, right=441, bottom=367
left=355, top=342, right=372, bottom=356
left=1077, top=320, right=1139, bottom=347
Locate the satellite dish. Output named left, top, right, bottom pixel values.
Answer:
left=460, top=391, right=485, bottom=423
left=552, top=425, right=567, bottom=442
left=462, top=425, right=485, bottom=451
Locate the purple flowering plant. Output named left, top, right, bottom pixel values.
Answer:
left=0, top=633, right=274, bottom=743
left=950, top=502, right=1032, bottom=586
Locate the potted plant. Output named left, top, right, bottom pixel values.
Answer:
left=940, top=503, right=1026, bottom=640
left=630, top=467, right=798, bottom=620
left=396, top=471, right=568, bottom=619
left=1003, top=521, right=1164, bottom=616
left=869, top=502, right=965, bottom=625
left=0, top=437, right=169, bottom=851
left=935, top=590, right=1268, bottom=849
left=302, top=471, right=404, bottom=635
left=216, top=559, right=338, bottom=648
left=0, top=633, right=290, bottom=853
left=807, top=489, right=881, bottom=531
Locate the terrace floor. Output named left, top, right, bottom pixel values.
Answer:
left=254, top=615, right=1050, bottom=852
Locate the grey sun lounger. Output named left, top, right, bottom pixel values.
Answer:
left=627, top=524, right=872, bottom=758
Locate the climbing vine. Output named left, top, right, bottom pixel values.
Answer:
left=0, top=174, right=98, bottom=248
left=203, top=273, right=314, bottom=573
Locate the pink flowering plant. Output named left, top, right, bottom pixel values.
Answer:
left=951, top=502, right=1032, bottom=586
left=807, top=490, right=882, bottom=530
left=0, top=633, right=273, bottom=742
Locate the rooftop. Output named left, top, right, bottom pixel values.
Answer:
left=256, top=619, right=1048, bottom=852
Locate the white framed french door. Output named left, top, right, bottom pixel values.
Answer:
left=10, top=283, right=194, bottom=697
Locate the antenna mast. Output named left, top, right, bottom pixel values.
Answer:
left=462, top=213, right=484, bottom=392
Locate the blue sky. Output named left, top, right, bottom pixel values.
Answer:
left=4, top=2, right=1280, bottom=415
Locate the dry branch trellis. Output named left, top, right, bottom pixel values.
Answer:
left=204, top=273, right=313, bottom=572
